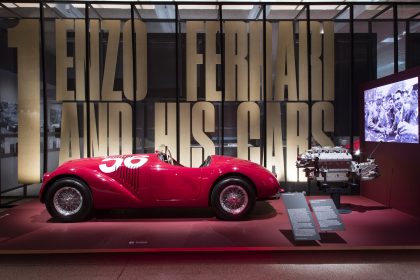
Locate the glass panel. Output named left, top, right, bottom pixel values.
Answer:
left=354, top=5, right=386, bottom=20
left=221, top=5, right=264, bottom=171
left=333, top=7, right=352, bottom=151
left=88, top=4, right=132, bottom=157
left=376, top=6, right=394, bottom=20
left=398, top=21, right=407, bottom=72
left=90, top=4, right=130, bottom=19
left=401, top=5, right=420, bottom=70
left=268, top=5, right=309, bottom=186
left=337, top=8, right=376, bottom=156
left=373, top=19, right=394, bottom=78
left=267, top=5, right=304, bottom=20
left=411, top=20, right=420, bottom=32
left=354, top=21, right=369, bottom=33
left=136, top=4, right=174, bottom=20
left=178, top=4, right=222, bottom=167
left=179, top=4, right=218, bottom=20
left=310, top=5, right=346, bottom=20
left=42, top=3, right=87, bottom=178
left=137, top=5, right=176, bottom=155
left=222, top=4, right=259, bottom=20
left=398, top=5, right=420, bottom=20
left=0, top=4, right=41, bottom=197
left=1, top=2, right=40, bottom=18
left=45, top=3, right=85, bottom=19
left=0, top=3, right=20, bottom=17
left=1, top=1, right=418, bottom=201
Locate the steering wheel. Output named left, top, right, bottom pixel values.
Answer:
left=164, top=146, right=174, bottom=165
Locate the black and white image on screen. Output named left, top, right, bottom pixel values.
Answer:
left=364, top=77, right=418, bottom=143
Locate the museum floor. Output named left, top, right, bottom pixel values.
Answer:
left=1, top=195, right=420, bottom=252
left=1, top=250, right=420, bottom=280
left=1, top=196, right=420, bottom=279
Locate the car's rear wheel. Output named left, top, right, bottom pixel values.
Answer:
left=211, top=177, right=256, bottom=220
left=45, top=178, right=93, bottom=222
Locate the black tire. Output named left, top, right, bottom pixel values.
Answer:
left=211, top=177, right=256, bottom=220
left=45, top=178, right=93, bottom=222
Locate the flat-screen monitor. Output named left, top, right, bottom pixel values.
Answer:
left=364, top=76, right=418, bottom=143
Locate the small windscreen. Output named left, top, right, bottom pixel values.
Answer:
left=364, top=77, right=418, bottom=143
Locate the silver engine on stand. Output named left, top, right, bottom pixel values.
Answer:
left=296, top=146, right=380, bottom=213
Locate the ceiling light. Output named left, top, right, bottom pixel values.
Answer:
left=223, top=5, right=253, bottom=10
left=93, top=4, right=130, bottom=10
left=3, top=3, right=17, bottom=8
left=178, top=5, right=217, bottom=10
left=270, top=6, right=300, bottom=11
left=15, top=4, right=40, bottom=8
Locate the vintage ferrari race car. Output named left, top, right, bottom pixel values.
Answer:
left=39, top=147, right=281, bottom=222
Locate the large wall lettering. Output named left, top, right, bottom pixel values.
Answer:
left=8, top=20, right=41, bottom=183
left=8, top=19, right=334, bottom=183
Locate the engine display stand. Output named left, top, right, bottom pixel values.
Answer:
left=320, top=183, right=352, bottom=214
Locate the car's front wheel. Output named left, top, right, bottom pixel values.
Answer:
left=211, top=177, right=256, bottom=220
left=45, top=178, right=93, bottom=222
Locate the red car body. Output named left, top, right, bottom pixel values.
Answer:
left=40, top=153, right=280, bottom=211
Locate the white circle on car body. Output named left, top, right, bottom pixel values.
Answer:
left=124, top=156, right=148, bottom=169
left=99, top=156, right=148, bottom=173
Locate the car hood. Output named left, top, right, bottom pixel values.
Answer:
left=210, top=155, right=258, bottom=166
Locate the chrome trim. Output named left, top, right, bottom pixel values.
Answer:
left=219, top=185, right=248, bottom=215
left=53, top=186, right=83, bottom=216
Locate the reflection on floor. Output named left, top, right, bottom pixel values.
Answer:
left=1, top=250, right=420, bottom=280
left=0, top=195, right=420, bottom=253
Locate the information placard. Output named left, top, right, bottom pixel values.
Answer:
left=282, top=193, right=320, bottom=241
left=309, top=199, right=345, bottom=231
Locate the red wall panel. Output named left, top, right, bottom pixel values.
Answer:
left=361, top=142, right=420, bottom=217
left=360, top=67, right=420, bottom=218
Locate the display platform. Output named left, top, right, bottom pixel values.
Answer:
left=1, top=195, right=420, bottom=253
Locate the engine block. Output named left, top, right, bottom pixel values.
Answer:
left=296, top=146, right=379, bottom=183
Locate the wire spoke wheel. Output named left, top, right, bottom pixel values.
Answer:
left=46, top=178, right=93, bottom=222
left=212, top=177, right=255, bottom=220
left=53, top=186, right=83, bottom=216
left=219, top=185, right=249, bottom=215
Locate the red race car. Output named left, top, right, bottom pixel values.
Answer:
left=40, top=147, right=281, bottom=222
